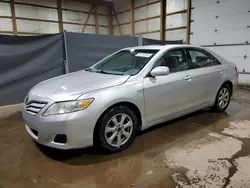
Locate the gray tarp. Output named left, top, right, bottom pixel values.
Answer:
left=142, top=38, right=183, bottom=45
left=66, top=32, right=138, bottom=72
left=0, top=34, right=65, bottom=106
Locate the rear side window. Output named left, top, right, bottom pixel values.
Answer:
left=187, top=49, right=220, bottom=69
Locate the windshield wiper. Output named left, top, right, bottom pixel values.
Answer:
left=95, top=70, right=124, bottom=75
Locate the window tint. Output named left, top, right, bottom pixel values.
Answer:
left=188, top=49, right=220, bottom=69
left=154, top=49, right=189, bottom=73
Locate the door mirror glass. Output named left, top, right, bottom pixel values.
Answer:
left=150, top=66, right=170, bottom=77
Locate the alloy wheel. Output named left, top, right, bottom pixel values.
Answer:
left=218, top=87, right=230, bottom=109
left=104, top=113, right=133, bottom=148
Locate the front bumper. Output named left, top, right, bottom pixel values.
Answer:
left=22, top=104, right=97, bottom=150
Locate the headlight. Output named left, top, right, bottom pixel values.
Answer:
left=43, top=98, right=94, bottom=116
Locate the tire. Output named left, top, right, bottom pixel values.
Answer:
left=95, top=106, right=138, bottom=153
left=212, top=84, right=231, bottom=112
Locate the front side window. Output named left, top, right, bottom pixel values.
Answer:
left=188, top=49, right=220, bottom=69
left=154, top=49, right=189, bottom=73
left=89, top=49, right=159, bottom=75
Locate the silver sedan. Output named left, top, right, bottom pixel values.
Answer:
left=22, top=45, right=238, bottom=153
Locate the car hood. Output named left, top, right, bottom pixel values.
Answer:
left=29, top=71, right=130, bottom=101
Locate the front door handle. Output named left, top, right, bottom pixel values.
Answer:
left=185, top=75, right=192, bottom=81
left=218, top=68, right=223, bottom=73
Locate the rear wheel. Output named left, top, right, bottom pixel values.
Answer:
left=212, top=84, right=231, bottom=112
left=95, top=106, right=138, bottom=153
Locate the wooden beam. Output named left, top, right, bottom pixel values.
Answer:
left=160, top=0, right=166, bottom=40
left=134, top=0, right=161, bottom=9
left=130, top=0, right=134, bottom=36
left=0, top=30, right=14, bottom=34
left=57, top=0, right=63, bottom=32
left=112, top=22, right=130, bottom=27
left=113, top=7, right=122, bottom=35
left=95, top=4, right=99, bottom=34
left=10, top=0, right=17, bottom=35
left=166, top=9, right=187, bottom=16
left=186, top=0, right=191, bottom=44
left=135, top=29, right=161, bottom=35
left=166, top=26, right=186, bottom=31
left=62, top=8, right=107, bottom=16
left=17, top=31, right=51, bottom=35
left=16, top=17, right=59, bottom=23
left=0, top=16, right=12, bottom=19
left=112, top=9, right=130, bottom=15
left=82, top=5, right=94, bottom=32
left=108, top=3, right=113, bottom=35
left=134, top=15, right=160, bottom=23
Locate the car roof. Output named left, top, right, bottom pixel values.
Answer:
left=124, top=44, right=203, bottom=51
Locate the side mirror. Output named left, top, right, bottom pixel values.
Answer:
left=150, top=66, right=170, bottom=77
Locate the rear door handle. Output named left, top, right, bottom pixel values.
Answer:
left=185, top=75, right=192, bottom=81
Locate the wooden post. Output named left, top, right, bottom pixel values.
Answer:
left=186, top=0, right=191, bottom=44
left=108, top=3, right=113, bottom=35
left=95, top=4, right=99, bottom=34
left=57, top=0, right=63, bottom=32
left=130, top=0, right=134, bottom=36
left=160, top=0, right=166, bottom=40
left=10, top=0, right=17, bottom=35
left=82, top=5, right=94, bottom=33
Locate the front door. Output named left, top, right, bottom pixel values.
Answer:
left=143, top=48, right=192, bottom=124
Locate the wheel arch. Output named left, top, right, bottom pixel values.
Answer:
left=93, top=101, right=142, bottom=144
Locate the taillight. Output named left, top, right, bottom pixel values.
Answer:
left=235, top=66, right=239, bottom=77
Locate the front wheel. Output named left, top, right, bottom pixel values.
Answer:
left=95, top=106, right=138, bottom=153
left=212, top=84, right=231, bottom=112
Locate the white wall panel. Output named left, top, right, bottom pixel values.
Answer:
left=120, top=24, right=131, bottom=35
left=15, top=0, right=57, bottom=7
left=166, top=13, right=187, bottom=29
left=62, top=10, right=87, bottom=24
left=15, top=5, right=58, bottom=21
left=190, top=0, right=250, bottom=45
left=99, top=27, right=109, bottom=35
left=62, top=0, right=91, bottom=12
left=207, top=46, right=250, bottom=72
left=114, top=0, right=130, bottom=12
left=148, top=17, right=160, bottom=31
left=166, top=29, right=185, bottom=40
left=17, top=20, right=59, bottom=33
left=0, top=18, right=13, bottom=31
left=112, top=16, right=118, bottom=25
left=63, top=24, right=95, bottom=33
left=0, top=2, right=11, bottom=16
left=135, top=7, right=147, bottom=20
left=166, top=0, right=187, bottom=13
left=98, top=15, right=108, bottom=26
left=98, top=5, right=108, bottom=15
left=135, top=20, right=147, bottom=33
left=113, top=26, right=120, bottom=35
left=117, top=12, right=130, bottom=23
left=142, top=32, right=160, bottom=40
left=147, top=3, right=160, bottom=17
left=135, top=0, right=147, bottom=7
left=87, top=15, right=95, bottom=25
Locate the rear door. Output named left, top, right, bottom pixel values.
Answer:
left=185, top=48, right=224, bottom=107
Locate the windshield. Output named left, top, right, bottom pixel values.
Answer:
left=88, top=49, right=159, bottom=76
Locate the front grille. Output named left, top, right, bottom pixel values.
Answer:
left=25, top=100, right=48, bottom=116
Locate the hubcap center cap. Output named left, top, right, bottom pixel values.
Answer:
left=118, top=127, right=122, bottom=132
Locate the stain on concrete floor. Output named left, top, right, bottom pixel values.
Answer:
left=0, top=89, right=250, bottom=188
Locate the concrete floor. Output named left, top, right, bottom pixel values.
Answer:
left=0, top=89, right=250, bottom=188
